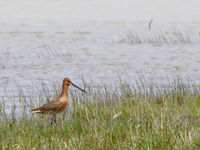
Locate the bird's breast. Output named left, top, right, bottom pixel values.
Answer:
left=57, top=97, right=68, bottom=113
left=59, top=96, right=68, bottom=103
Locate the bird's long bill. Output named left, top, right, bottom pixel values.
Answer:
left=71, top=82, right=86, bottom=93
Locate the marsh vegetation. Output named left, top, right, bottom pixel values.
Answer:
left=1, top=77, right=200, bottom=149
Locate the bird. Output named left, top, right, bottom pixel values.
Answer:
left=31, top=78, right=86, bottom=125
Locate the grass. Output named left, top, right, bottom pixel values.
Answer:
left=120, top=31, right=200, bottom=44
left=1, top=77, right=200, bottom=149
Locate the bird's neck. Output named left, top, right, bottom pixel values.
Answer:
left=60, top=85, right=68, bottom=97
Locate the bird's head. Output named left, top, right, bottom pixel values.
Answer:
left=63, top=78, right=86, bottom=93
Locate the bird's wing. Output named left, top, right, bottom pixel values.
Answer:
left=39, top=98, right=61, bottom=111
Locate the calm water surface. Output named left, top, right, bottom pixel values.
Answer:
left=0, top=0, right=200, bottom=113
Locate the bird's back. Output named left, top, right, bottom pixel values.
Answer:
left=31, top=96, right=68, bottom=114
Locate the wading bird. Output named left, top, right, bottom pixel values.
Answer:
left=31, top=78, right=86, bottom=125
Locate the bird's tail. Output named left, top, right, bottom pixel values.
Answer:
left=30, top=107, right=41, bottom=113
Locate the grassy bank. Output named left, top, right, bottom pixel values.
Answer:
left=1, top=78, right=200, bottom=149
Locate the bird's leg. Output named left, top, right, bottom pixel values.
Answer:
left=53, top=114, right=57, bottom=124
left=51, top=115, right=57, bottom=125
left=51, top=117, right=53, bottom=125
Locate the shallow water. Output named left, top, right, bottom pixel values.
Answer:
left=0, top=0, right=200, bottom=106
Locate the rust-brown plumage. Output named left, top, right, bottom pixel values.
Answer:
left=31, top=78, right=86, bottom=124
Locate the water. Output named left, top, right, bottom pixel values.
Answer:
left=0, top=0, right=200, bottom=100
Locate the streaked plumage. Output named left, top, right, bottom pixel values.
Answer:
left=31, top=78, right=86, bottom=124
